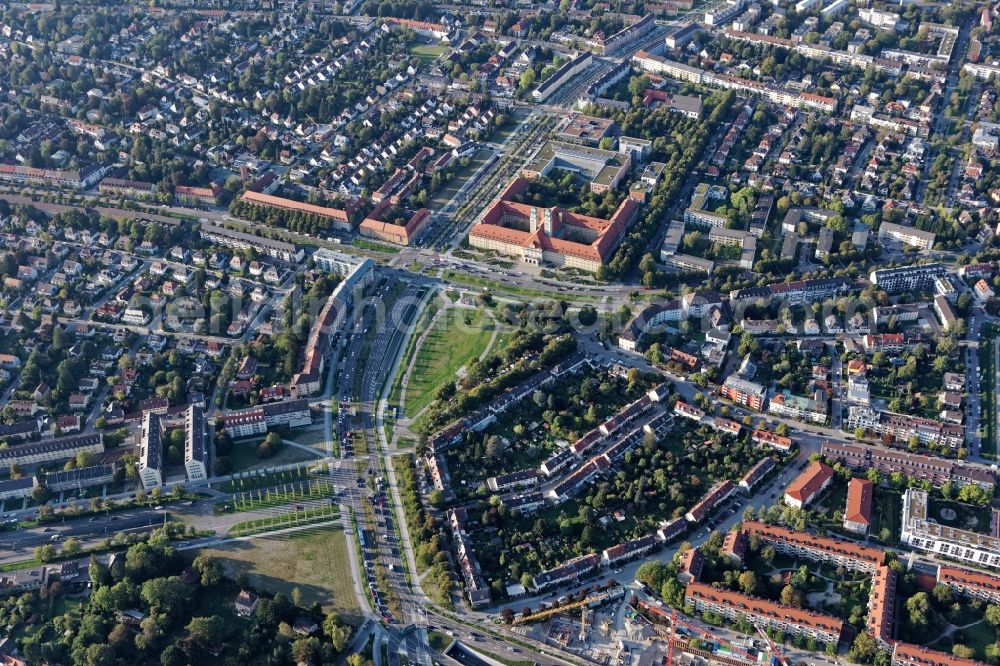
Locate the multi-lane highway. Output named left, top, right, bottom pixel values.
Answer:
left=333, top=271, right=437, bottom=665
left=0, top=507, right=167, bottom=558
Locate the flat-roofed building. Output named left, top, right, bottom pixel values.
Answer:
left=522, top=142, right=632, bottom=194
left=662, top=253, right=714, bottom=274
left=558, top=114, right=617, bottom=145
left=720, top=376, right=766, bottom=411
left=869, top=264, right=945, bottom=293
left=878, top=221, right=936, bottom=250
left=901, top=488, right=1000, bottom=570
left=312, top=248, right=367, bottom=276
left=768, top=392, right=827, bottom=424
left=45, top=464, right=115, bottom=492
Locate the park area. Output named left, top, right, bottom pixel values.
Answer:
left=408, top=42, right=446, bottom=64
left=402, top=306, right=496, bottom=418
left=196, top=526, right=361, bottom=623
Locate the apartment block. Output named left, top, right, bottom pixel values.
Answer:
left=742, top=521, right=884, bottom=572
left=901, top=489, right=1000, bottom=570
left=720, top=376, right=766, bottom=411
left=685, top=582, right=843, bottom=645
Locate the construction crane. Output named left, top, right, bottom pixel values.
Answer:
left=754, top=623, right=789, bottom=666
left=637, top=601, right=782, bottom=666
left=512, top=586, right=625, bottom=626
left=579, top=605, right=588, bottom=643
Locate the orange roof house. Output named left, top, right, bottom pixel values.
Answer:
left=843, top=477, right=874, bottom=534
left=868, top=564, right=896, bottom=647
left=784, top=461, right=834, bottom=509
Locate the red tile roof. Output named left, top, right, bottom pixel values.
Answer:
left=685, top=582, right=844, bottom=635
left=742, top=521, right=885, bottom=566
left=845, top=477, right=874, bottom=527
left=785, top=461, right=833, bottom=504
left=937, top=566, right=1000, bottom=599
left=241, top=190, right=349, bottom=223
left=867, top=565, right=896, bottom=644
left=893, top=643, right=987, bottom=666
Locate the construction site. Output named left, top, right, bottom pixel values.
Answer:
left=509, top=588, right=790, bottom=666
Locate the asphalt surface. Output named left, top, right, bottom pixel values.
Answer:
left=0, top=508, right=167, bottom=556
left=335, top=273, right=435, bottom=665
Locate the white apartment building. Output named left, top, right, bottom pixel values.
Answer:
left=900, top=489, right=1000, bottom=570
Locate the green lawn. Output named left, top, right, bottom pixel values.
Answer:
left=217, top=478, right=333, bottom=514
left=227, top=504, right=340, bottom=536
left=352, top=237, right=401, bottom=254
left=428, top=630, right=452, bottom=652
left=219, top=466, right=312, bottom=493
left=228, top=438, right=320, bottom=472
left=408, top=43, right=447, bottom=64
left=403, top=308, right=495, bottom=418
left=956, top=620, right=998, bottom=658
left=287, top=427, right=334, bottom=455
left=870, top=489, right=902, bottom=544
left=195, top=526, right=361, bottom=622
left=929, top=620, right=997, bottom=660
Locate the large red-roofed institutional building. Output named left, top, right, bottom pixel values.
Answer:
left=467, top=177, right=640, bottom=273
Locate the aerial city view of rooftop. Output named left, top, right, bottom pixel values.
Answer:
left=0, top=0, right=999, bottom=664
